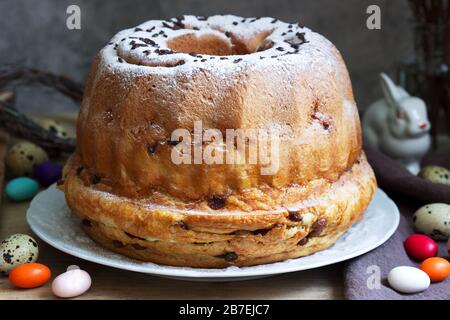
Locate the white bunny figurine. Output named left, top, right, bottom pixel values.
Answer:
left=362, top=73, right=431, bottom=174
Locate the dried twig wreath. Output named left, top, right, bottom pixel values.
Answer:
left=0, top=65, right=82, bottom=154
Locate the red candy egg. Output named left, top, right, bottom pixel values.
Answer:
left=404, top=234, right=438, bottom=261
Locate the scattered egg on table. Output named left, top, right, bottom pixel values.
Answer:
left=33, top=161, right=63, bottom=187
left=51, top=265, right=91, bottom=298
left=5, top=141, right=48, bottom=177
left=419, top=165, right=450, bottom=185
left=9, top=263, right=51, bottom=289
left=5, top=177, right=39, bottom=201
left=404, top=234, right=438, bottom=261
left=387, top=266, right=430, bottom=294
left=413, top=203, right=450, bottom=240
left=419, top=257, right=450, bottom=282
left=36, top=118, right=69, bottom=139
left=0, top=234, right=39, bottom=274
left=0, top=90, right=15, bottom=104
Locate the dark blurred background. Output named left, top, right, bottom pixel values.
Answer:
left=0, top=0, right=414, bottom=113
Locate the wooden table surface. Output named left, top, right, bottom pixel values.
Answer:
left=0, top=113, right=344, bottom=300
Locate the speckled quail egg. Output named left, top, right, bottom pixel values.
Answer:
left=36, top=118, right=69, bottom=139
left=0, top=234, right=39, bottom=274
left=419, top=166, right=450, bottom=185
left=5, top=141, right=49, bottom=177
left=0, top=90, right=15, bottom=105
left=413, top=203, right=450, bottom=240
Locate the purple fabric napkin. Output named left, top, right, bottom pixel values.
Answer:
left=344, top=146, right=450, bottom=300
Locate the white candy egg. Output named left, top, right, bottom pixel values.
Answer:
left=413, top=203, right=450, bottom=240
left=51, top=265, right=91, bottom=298
left=388, top=266, right=430, bottom=294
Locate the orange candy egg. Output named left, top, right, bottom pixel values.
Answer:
left=419, top=257, right=450, bottom=283
left=9, top=263, right=51, bottom=288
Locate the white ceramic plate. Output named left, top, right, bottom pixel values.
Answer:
left=27, top=186, right=399, bottom=281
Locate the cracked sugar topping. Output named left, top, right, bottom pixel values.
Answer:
left=100, top=15, right=338, bottom=76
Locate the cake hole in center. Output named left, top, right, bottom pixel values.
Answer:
left=167, top=29, right=274, bottom=56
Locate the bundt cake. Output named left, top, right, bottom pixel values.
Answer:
left=61, top=15, right=377, bottom=268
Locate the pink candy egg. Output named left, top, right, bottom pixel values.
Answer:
left=404, top=234, right=438, bottom=261
left=51, top=265, right=91, bottom=298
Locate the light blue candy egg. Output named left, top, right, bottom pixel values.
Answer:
left=5, top=177, right=39, bottom=201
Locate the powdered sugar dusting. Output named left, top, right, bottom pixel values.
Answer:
left=99, top=15, right=338, bottom=78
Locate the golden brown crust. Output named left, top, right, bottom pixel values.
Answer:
left=62, top=152, right=376, bottom=268
left=63, top=15, right=376, bottom=268
left=75, top=16, right=361, bottom=201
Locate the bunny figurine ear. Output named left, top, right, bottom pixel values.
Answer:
left=379, top=73, right=409, bottom=108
